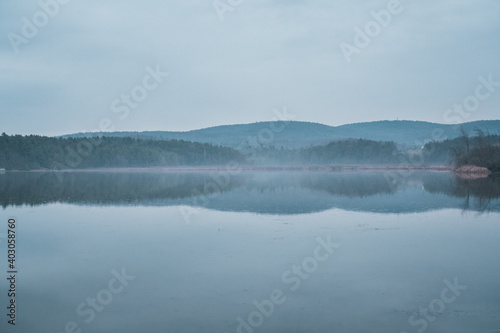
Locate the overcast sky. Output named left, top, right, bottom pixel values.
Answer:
left=1, top=0, right=499, bottom=136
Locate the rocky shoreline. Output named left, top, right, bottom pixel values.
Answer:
left=453, top=165, right=492, bottom=179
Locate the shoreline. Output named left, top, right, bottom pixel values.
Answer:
left=8, top=165, right=454, bottom=173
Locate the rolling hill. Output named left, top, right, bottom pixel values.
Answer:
left=60, top=120, right=500, bottom=148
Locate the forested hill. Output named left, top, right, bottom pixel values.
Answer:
left=2, top=130, right=500, bottom=170
left=0, top=134, right=411, bottom=170
left=60, top=120, right=500, bottom=148
left=0, top=134, right=244, bottom=170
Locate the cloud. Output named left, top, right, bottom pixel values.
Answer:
left=0, top=0, right=499, bottom=135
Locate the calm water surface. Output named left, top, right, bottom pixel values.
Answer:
left=1, top=171, right=499, bottom=333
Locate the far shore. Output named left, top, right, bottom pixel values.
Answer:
left=9, top=165, right=454, bottom=173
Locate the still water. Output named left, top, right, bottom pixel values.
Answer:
left=1, top=171, right=499, bottom=333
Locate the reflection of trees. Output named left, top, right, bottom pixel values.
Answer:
left=0, top=172, right=403, bottom=210
left=228, top=172, right=399, bottom=198
left=300, top=172, right=398, bottom=197
left=454, top=176, right=500, bottom=212
left=420, top=172, right=456, bottom=195
left=423, top=174, right=500, bottom=212
left=0, top=172, right=245, bottom=208
left=3, top=171, right=500, bottom=213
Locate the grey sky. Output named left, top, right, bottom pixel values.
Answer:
left=1, top=0, right=499, bottom=136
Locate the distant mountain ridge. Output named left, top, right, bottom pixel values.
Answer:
left=60, top=120, right=500, bottom=148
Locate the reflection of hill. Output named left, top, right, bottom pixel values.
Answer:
left=1, top=171, right=499, bottom=214
left=203, top=172, right=467, bottom=214
left=300, top=172, right=396, bottom=197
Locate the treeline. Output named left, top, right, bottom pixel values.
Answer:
left=5, top=132, right=496, bottom=170
left=423, top=131, right=500, bottom=171
left=300, top=139, right=399, bottom=164
left=450, top=130, right=500, bottom=171
left=245, top=139, right=400, bottom=165
left=0, top=133, right=245, bottom=170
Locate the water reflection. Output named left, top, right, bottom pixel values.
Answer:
left=1, top=171, right=499, bottom=213
left=423, top=174, right=500, bottom=212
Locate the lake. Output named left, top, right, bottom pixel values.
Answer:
left=1, top=170, right=500, bottom=333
